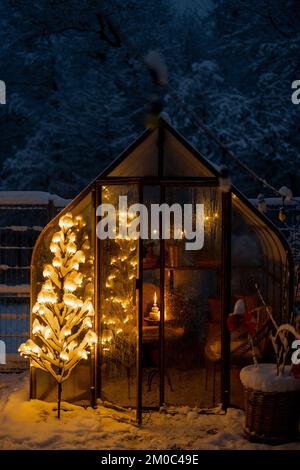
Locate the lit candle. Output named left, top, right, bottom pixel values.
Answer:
left=150, top=291, right=160, bottom=321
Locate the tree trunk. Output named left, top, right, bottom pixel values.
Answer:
left=57, top=381, right=62, bottom=419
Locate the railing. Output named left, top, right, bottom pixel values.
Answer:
left=0, top=193, right=68, bottom=370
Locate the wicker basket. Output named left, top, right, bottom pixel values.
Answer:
left=244, top=387, right=300, bottom=444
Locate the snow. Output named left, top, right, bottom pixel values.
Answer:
left=0, top=372, right=299, bottom=450
left=0, top=226, right=43, bottom=231
left=249, top=197, right=300, bottom=207
left=240, top=364, right=300, bottom=393
left=0, top=192, right=70, bottom=207
left=0, top=265, right=29, bottom=270
left=0, top=284, right=30, bottom=294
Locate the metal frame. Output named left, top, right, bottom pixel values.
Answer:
left=220, top=191, right=232, bottom=410
left=91, top=186, right=100, bottom=407
left=137, top=181, right=143, bottom=425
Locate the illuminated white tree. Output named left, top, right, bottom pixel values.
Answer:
left=19, top=212, right=97, bottom=418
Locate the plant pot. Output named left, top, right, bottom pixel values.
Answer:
left=240, top=364, right=300, bottom=444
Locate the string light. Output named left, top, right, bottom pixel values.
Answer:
left=257, top=194, right=267, bottom=214
left=279, top=207, right=286, bottom=222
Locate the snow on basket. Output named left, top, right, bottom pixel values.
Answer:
left=240, top=364, right=300, bottom=393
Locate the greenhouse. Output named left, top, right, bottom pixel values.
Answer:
left=29, top=118, right=293, bottom=423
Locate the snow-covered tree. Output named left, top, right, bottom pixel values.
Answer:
left=18, top=211, right=97, bottom=418
left=100, top=186, right=138, bottom=399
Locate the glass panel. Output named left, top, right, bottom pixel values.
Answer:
left=230, top=196, right=289, bottom=407
left=33, top=193, right=95, bottom=404
left=164, top=186, right=222, bottom=407
left=100, top=184, right=139, bottom=408
left=141, top=186, right=161, bottom=407
left=108, top=131, right=159, bottom=177
left=164, top=133, right=214, bottom=177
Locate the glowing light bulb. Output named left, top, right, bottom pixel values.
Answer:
left=59, top=214, right=73, bottom=229
left=52, top=232, right=63, bottom=243
left=50, top=242, right=59, bottom=253
left=73, top=251, right=85, bottom=263
left=64, top=280, right=77, bottom=292
left=31, top=344, right=41, bottom=355
left=83, top=300, right=94, bottom=315
left=38, top=290, right=57, bottom=304
left=63, top=293, right=78, bottom=307
left=39, top=306, right=46, bottom=316
left=32, top=303, right=39, bottom=313
left=86, top=331, right=97, bottom=345
left=66, top=242, right=77, bottom=255
left=83, top=317, right=92, bottom=328
left=44, top=326, right=52, bottom=339
left=43, top=265, right=52, bottom=278
left=44, top=280, right=53, bottom=291
left=82, top=240, right=90, bottom=250
left=60, top=351, right=69, bottom=361
left=78, top=350, right=88, bottom=359
left=32, top=319, right=42, bottom=335
left=52, top=257, right=61, bottom=268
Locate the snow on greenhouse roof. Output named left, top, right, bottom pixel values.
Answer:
left=249, top=197, right=300, bottom=207
left=0, top=284, right=30, bottom=294
left=0, top=192, right=70, bottom=207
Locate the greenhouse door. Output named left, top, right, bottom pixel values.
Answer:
left=141, top=183, right=223, bottom=409
left=97, top=179, right=227, bottom=419
left=97, top=181, right=142, bottom=421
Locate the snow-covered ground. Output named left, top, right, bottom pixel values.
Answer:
left=0, top=372, right=299, bottom=450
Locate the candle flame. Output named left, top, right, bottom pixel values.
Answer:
left=154, top=291, right=157, bottom=305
